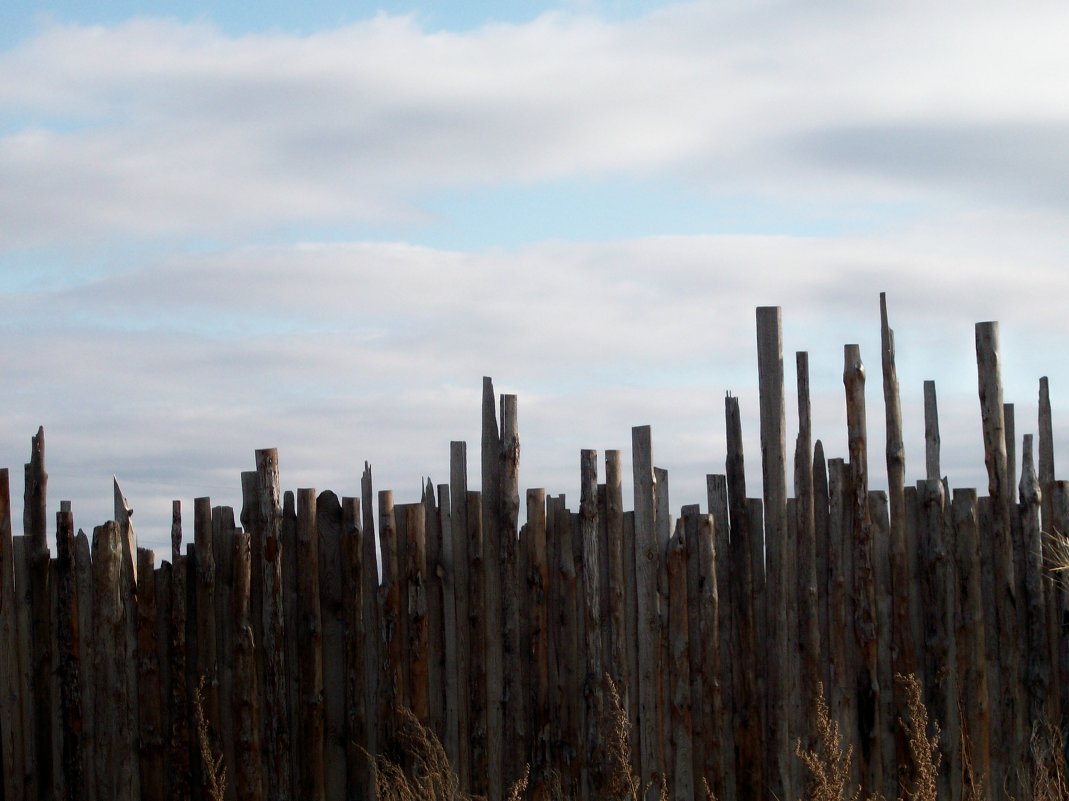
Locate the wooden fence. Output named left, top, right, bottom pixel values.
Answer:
left=0, top=294, right=1066, bottom=801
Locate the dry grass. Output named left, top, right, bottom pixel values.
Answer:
left=795, top=682, right=864, bottom=801
left=194, top=675, right=227, bottom=801
left=1031, top=720, right=1069, bottom=801
left=1043, top=529, right=1069, bottom=590
left=896, top=673, right=939, bottom=801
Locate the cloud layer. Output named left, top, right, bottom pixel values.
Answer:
left=2, top=2, right=1069, bottom=551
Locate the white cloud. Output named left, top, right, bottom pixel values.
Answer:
left=4, top=3, right=1069, bottom=248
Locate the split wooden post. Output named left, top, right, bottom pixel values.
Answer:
left=707, top=474, right=734, bottom=801
left=424, top=481, right=445, bottom=742
left=976, top=321, right=1021, bottom=798
left=359, top=462, right=380, bottom=783
left=168, top=502, right=191, bottom=801
left=193, top=496, right=220, bottom=772
left=378, top=489, right=403, bottom=749
left=403, top=502, right=430, bottom=724
left=296, top=488, right=325, bottom=800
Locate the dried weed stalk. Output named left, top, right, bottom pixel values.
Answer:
left=1031, top=720, right=1069, bottom=801
left=795, top=682, right=862, bottom=801
left=370, top=706, right=530, bottom=801
left=194, top=675, right=226, bottom=801
left=897, top=673, right=939, bottom=801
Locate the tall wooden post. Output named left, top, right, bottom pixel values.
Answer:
left=976, top=321, right=1020, bottom=799
left=756, top=307, right=791, bottom=801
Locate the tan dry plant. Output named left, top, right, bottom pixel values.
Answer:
left=896, top=673, right=939, bottom=801
left=194, top=675, right=227, bottom=801
left=369, top=706, right=531, bottom=801
left=1043, top=529, right=1069, bottom=589
left=601, top=674, right=672, bottom=801
left=1031, top=720, right=1069, bottom=801
left=795, top=682, right=862, bottom=801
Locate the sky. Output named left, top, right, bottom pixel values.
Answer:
left=3, top=0, right=1069, bottom=556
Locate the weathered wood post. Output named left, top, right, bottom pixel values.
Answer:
left=341, top=496, right=369, bottom=800
left=525, top=487, right=551, bottom=798
left=25, top=428, right=53, bottom=799
left=844, top=343, right=881, bottom=797
left=255, top=447, right=292, bottom=801
left=0, top=469, right=28, bottom=801
left=725, top=396, right=761, bottom=801
left=136, top=546, right=165, bottom=801
left=317, top=490, right=346, bottom=800
left=1020, top=438, right=1049, bottom=728
left=500, top=395, right=525, bottom=790
left=975, top=321, right=1020, bottom=798
left=952, top=489, right=990, bottom=796
left=230, top=529, right=264, bottom=801
left=757, top=306, right=791, bottom=801
left=633, top=425, right=664, bottom=801
left=666, top=520, right=693, bottom=801
left=168, top=501, right=191, bottom=801
left=55, top=501, right=84, bottom=801
left=449, top=443, right=471, bottom=791
left=481, top=378, right=505, bottom=801
left=579, top=449, right=603, bottom=799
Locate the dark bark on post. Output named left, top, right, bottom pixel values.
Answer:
left=814, top=442, right=830, bottom=696
left=868, top=492, right=896, bottom=801
left=280, top=491, right=300, bottom=797
left=559, top=507, right=583, bottom=801
left=826, top=459, right=853, bottom=769
left=212, top=506, right=236, bottom=801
